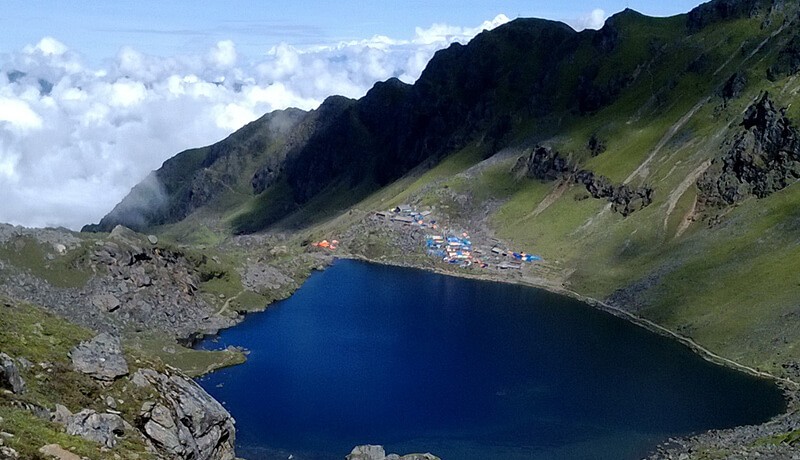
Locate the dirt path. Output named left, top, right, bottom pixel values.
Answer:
left=215, top=290, right=245, bottom=316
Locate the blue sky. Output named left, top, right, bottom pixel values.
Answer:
left=2, top=1, right=707, bottom=63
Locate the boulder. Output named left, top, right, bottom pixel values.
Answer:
left=346, top=446, right=440, bottom=460
left=0, top=446, right=19, bottom=460
left=0, top=353, right=25, bottom=394
left=147, top=235, right=159, bottom=245
left=38, top=444, right=81, bottom=460
left=65, top=409, right=127, bottom=448
left=91, top=294, right=121, bottom=313
left=131, top=369, right=152, bottom=388
left=347, top=445, right=386, bottom=460
left=69, top=333, right=129, bottom=382
left=135, top=369, right=235, bottom=460
left=51, top=404, right=72, bottom=425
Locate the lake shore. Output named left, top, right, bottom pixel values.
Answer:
left=342, top=253, right=797, bottom=386
left=337, top=252, right=800, bottom=458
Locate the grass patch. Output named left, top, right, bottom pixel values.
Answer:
left=0, top=406, right=152, bottom=460
left=755, top=429, right=800, bottom=447
left=127, top=333, right=246, bottom=377
left=0, top=237, right=92, bottom=288
left=0, top=299, right=92, bottom=365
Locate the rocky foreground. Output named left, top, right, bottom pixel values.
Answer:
left=0, top=306, right=235, bottom=460
left=0, top=223, right=301, bottom=459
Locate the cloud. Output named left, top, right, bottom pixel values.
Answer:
left=0, top=15, right=510, bottom=230
left=207, top=40, right=237, bottom=69
left=571, top=9, right=607, bottom=30
left=0, top=97, right=43, bottom=131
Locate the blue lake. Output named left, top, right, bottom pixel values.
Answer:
left=196, top=259, right=785, bottom=459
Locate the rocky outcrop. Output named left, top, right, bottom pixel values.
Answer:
left=346, top=445, right=440, bottom=460
left=575, top=170, right=654, bottom=216
left=512, top=146, right=572, bottom=181
left=587, top=134, right=607, bottom=157
left=719, top=71, right=747, bottom=102
left=697, top=93, right=800, bottom=208
left=69, top=333, right=129, bottom=382
left=513, top=146, right=653, bottom=216
left=134, top=368, right=235, bottom=460
left=767, top=34, right=800, bottom=81
left=0, top=353, right=25, bottom=394
left=65, top=409, right=128, bottom=448
left=0, top=225, right=236, bottom=338
left=83, top=227, right=234, bottom=336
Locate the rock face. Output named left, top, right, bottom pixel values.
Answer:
left=70, top=333, right=129, bottom=382
left=767, top=34, right=800, bottom=81
left=0, top=353, right=25, bottom=394
left=575, top=170, right=654, bottom=216
left=512, top=145, right=572, bottom=181
left=346, top=445, right=441, bottom=460
left=135, top=369, right=235, bottom=460
left=65, top=409, right=127, bottom=448
left=686, top=0, right=763, bottom=32
left=698, top=93, right=800, bottom=208
left=512, top=146, right=653, bottom=216
left=720, top=71, right=747, bottom=102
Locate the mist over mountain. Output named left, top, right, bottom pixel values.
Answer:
left=0, top=14, right=513, bottom=229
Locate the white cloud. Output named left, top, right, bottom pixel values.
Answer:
left=0, top=97, right=43, bottom=131
left=207, top=40, right=237, bottom=69
left=27, top=37, right=68, bottom=56
left=0, top=14, right=511, bottom=230
left=413, top=13, right=511, bottom=44
left=572, top=9, right=607, bottom=30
